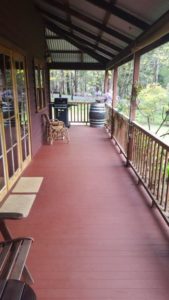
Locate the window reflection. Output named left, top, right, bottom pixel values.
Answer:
left=0, top=130, right=5, bottom=190
left=15, top=59, right=30, bottom=161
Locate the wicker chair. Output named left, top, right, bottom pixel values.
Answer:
left=42, top=114, right=69, bottom=144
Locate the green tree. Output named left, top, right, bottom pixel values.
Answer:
left=137, top=83, right=168, bottom=129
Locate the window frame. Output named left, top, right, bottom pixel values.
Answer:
left=34, top=59, right=46, bottom=112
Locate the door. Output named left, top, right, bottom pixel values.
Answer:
left=13, top=54, right=31, bottom=169
left=0, top=47, right=31, bottom=200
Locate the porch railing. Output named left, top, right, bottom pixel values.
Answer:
left=49, top=102, right=92, bottom=124
left=105, top=105, right=169, bottom=224
left=68, top=102, right=92, bottom=124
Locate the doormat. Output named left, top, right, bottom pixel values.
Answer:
left=12, top=177, right=43, bottom=193
left=0, top=194, right=36, bottom=218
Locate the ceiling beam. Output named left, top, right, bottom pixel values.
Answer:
left=42, top=12, right=115, bottom=58
left=46, top=21, right=108, bottom=64
left=95, top=0, right=113, bottom=49
left=86, top=0, right=149, bottom=30
left=40, top=0, right=132, bottom=44
left=106, top=11, right=169, bottom=69
left=47, top=62, right=105, bottom=70
left=42, top=8, right=122, bottom=52
left=63, top=0, right=73, bottom=34
left=50, top=50, right=82, bottom=53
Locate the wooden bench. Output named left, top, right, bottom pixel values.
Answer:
left=0, top=237, right=33, bottom=284
left=0, top=279, right=36, bottom=300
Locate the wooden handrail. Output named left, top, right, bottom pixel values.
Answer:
left=108, top=108, right=169, bottom=225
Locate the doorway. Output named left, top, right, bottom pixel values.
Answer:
left=0, top=47, right=31, bottom=200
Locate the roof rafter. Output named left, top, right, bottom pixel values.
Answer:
left=46, top=21, right=108, bottom=64
left=95, top=0, right=114, bottom=49
left=41, top=0, right=133, bottom=44
left=47, top=62, right=105, bottom=70
left=40, top=9, right=115, bottom=58
left=86, top=0, right=149, bottom=30
left=42, top=8, right=122, bottom=52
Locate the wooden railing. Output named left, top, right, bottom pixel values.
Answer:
left=105, top=105, right=129, bottom=156
left=49, top=102, right=92, bottom=124
left=68, top=102, right=92, bottom=124
left=106, top=106, right=169, bottom=224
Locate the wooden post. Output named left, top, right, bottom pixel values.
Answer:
left=112, top=66, right=118, bottom=108
left=104, top=69, right=109, bottom=93
left=127, top=53, right=140, bottom=165
left=129, top=53, right=140, bottom=121
left=111, top=66, right=118, bottom=138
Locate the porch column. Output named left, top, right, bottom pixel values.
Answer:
left=112, top=66, right=118, bottom=108
left=111, top=66, right=118, bottom=138
left=127, top=52, right=140, bottom=165
left=104, top=69, right=109, bottom=93
left=129, top=53, right=140, bottom=121
left=46, top=67, right=51, bottom=118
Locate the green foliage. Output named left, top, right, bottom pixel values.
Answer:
left=50, top=70, right=105, bottom=96
left=136, top=83, right=169, bottom=125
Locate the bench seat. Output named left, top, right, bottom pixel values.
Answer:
left=0, top=279, right=36, bottom=300
left=0, top=238, right=33, bottom=282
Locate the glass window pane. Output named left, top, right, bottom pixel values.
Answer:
left=7, top=150, right=14, bottom=178
left=13, top=145, right=18, bottom=172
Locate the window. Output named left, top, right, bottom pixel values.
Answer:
left=34, top=59, right=46, bottom=112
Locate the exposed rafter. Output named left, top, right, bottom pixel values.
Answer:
left=63, top=0, right=72, bottom=35
left=47, top=62, right=105, bottom=70
left=45, top=20, right=113, bottom=59
left=95, top=0, right=114, bottom=49
left=86, top=0, right=149, bottom=30
left=41, top=7, right=122, bottom=52
left=106, top=10, right=169, bottom=69
left=46, top=21, right=108, bottom=64
left=50, top=50, right=82, bottom=53
left=40, top=0, right=133, bottom=44
left=39, top=9, right=116, bottom=58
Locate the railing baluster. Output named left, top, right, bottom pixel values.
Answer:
left=151, top=141, right=157, bottom=195
left=160, top=150, right=168, bottom=206
left=110, top=108, right=169, bottom=224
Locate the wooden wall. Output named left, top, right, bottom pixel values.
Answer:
left=0, top=0, right=48, bottom=157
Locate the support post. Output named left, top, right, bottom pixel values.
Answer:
left=111, top=66, right=118, bottom=138
left=104, top=69, right=109, bottom=93
left=127, top=53, right=140, bottom=165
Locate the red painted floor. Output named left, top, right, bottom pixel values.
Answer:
left=6, top=126, right=169, bottom=299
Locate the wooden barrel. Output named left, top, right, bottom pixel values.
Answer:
left=89, top=102, right=105, bottom=127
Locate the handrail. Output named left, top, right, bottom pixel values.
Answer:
left=49, top=101, right=93, bottom=124
left=108, top=108, right=169, bottom=224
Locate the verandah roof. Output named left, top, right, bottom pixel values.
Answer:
left=34, top=0, right=169, bottom=69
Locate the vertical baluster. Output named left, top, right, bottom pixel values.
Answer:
left=134, top=128, right=139, bottom=169
left=153, top=144, right=160, bottom=198
left=82, top=103, right=84, bottom=123
left=164, top=153, right=169, bottom=212
left=160, top=150, right=168, bottom=206
left=87, top=104, right=90, bottom=124
left=138, top=131, right=143, bottom=174
left=157, top=147, right=164, bottom=203
left=137, top=129, right=142, bottom=172
left=151, top=142, right=157, bottom=195
left=142, top=135, right=148, bottom=182
left=71, top=104, right=73, bottom=123
left=131, top=126, right=135, bottom=164
left=140, top=132, right=146, bottom=179
left=78, top=103, right=80, bottom=122
left=133, top=127, right=137, bottom=166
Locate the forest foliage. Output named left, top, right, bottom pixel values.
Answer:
left=117, top=42, right=169, bottom=129
left=50, top=42, right=169, bottom=132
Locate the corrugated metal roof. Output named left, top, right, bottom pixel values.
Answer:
left=47, top=39, right=79, bottom=51
left=35, top=0, right=169, bottom=69
left=45, top=28, right=57, bottom=37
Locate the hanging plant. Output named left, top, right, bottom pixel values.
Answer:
left=132, top=81, right=143, bottom=99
